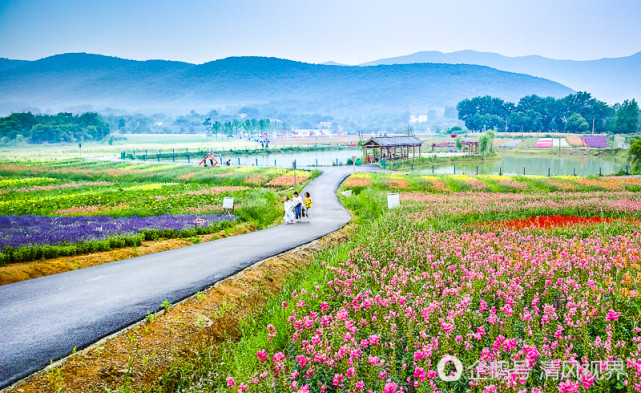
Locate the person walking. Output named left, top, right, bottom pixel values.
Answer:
left=303, top=192, right=312, bottom=222
left=283, top=196, right=295, bottom=224
left=292, top=192, right=303, bottom=223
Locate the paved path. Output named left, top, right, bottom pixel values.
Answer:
left=0, top=166, right=359, bottom=388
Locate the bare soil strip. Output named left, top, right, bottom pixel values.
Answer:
left=4, top=223, right=355, bottom=393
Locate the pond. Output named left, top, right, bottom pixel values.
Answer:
left=177, top=148, right=363, bottom=168
left=418, top=152, right=629, bottom=176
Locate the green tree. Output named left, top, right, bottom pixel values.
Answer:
left=243, top=119, right=257, bottom=137
left=564, top=113, right=590, bottom=133
left=456, top=96, right=514, bottom=131
left=455, top=135, right=463, bottom=150
left=508, top=110, right=543, bottom=132
left=211, top=121, right=222, bottom=138
left=613, top=99, right=640, bottom=134
left=258, top=119, right=271, bottom=134
left=485, top=130, right=496, bottom=152
left=477, top=130, right=496, bottom=157
left=479, top=133, right=490, bottom=157
left=629, top=137, right=641, bottom=171
left=562, top=92, right=613, bottom=131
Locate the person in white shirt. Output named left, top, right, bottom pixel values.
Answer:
left=292, top=192, right=303, bottom=223
left=283, top=196, right=295, bottom=224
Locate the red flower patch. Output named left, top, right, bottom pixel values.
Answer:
left=473, top=215, right=637, bottom=231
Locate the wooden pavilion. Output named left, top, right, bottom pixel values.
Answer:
left=463, top=141, right=479, bottom=155
left=362, top=136, right=422, bottom=162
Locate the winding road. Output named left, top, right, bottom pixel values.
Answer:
left=0, top=165, right=367, bottom=388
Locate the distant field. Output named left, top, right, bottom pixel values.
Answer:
left=0, top=134, right=364, bottom=161
left=0, top=134, right=262, bottom=160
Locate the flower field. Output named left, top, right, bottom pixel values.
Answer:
left=162, top=174, right=641, bottom=393
left=338, top=173, right=641, bottom=194
left=0, top=161, right=318, bottom=264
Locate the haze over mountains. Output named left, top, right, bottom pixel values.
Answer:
left=0, top=53, right=573, bottom=117
left=360, top=50, right=641, bottom=105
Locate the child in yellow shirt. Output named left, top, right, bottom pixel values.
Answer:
left=303, top=192, right=312, bottom=223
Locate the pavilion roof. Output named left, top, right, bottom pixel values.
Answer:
left=362, top=136, right=422, bottom=148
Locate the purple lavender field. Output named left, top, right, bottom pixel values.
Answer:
left=581, top=135, right=610, bottom=148
left=0, top=214, right=235, bottom=250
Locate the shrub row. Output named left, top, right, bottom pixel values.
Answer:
left=0, top=220, right=235, bottom=265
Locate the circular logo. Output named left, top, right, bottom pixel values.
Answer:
left=437, top=354, right=463, bottom=381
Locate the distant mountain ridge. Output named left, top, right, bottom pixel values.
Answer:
left=360, top=50, right=641, bottom=104
left=0, top=53, right=573, bottom=115
left=0, top=58, right=30, bottom=72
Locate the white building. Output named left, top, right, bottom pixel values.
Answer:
left=410, top=114, right=428, bottom=123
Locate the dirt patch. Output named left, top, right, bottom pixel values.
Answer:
left=0, top=223, right=257, bottom=286
left=5, top=223, right=355, bottom=393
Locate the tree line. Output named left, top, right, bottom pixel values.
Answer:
left=456, top=92, right=640, bottom=134
left=203, top=118, right=274, bottom=138
left=0, top=112, right=110, bottom=144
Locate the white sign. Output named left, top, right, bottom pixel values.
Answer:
left=387, top=193, right=400, bottom=209
left=341, top=190, right=353, bottom=197
left=222, top=197, right=234, bottom=210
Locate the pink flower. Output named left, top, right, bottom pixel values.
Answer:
left=256, top=349, right=267, bottom=361
left=267, top=324, right=277, bottom=341
left=346, top=367, right=355, bottom=377
left=581, top=373, right=595, bottom=389
left=606, top=310, right=621, bottom=322
left=557, top=379, right=580, bottom=393
left=226, top=377, right=235, bottom=388
left=282, top=301, right=288, bottom=310
left=355, top=380, right=365, bottom=391
left=383, top=381, right=399, bottom=393
left=413, top=367, right=427, bottom=381
left=237, top=383, right=248, bottom=392
left=441, top=322, right=454, bottom=333
left=273, top=352, right=286, bottom=363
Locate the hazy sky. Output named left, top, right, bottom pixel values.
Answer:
left=0, top=0, right=639, bottom=65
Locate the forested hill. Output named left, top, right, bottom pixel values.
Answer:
left=360, top=50, right=641, bottom=104
left=0, top=53, right=573, bottom=115
left=0, top=58, right=30, bottom=72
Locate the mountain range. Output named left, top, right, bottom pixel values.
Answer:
left=0, top=53, right=574, bottom=116
left=360, top=50, right=641, bottom=104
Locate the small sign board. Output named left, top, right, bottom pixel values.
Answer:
left=222, top=197, right=234, bottom=210
left=387, top=193, right=400, bottom=209
left=341, top=190, right=353, bottom=197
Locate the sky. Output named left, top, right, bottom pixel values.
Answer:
left=0, top=0, right=640, bottom=65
